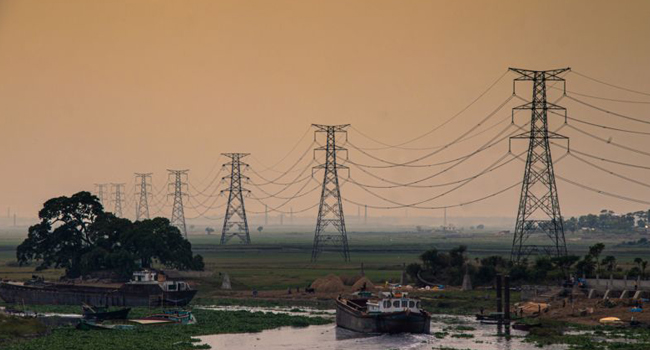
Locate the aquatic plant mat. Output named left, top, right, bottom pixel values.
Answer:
left=4, top=308, right=331, bottom=350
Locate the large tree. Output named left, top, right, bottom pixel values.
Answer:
left=17, top=191, right=204, bottom=278
left=17, top=192, right=104, bottom=277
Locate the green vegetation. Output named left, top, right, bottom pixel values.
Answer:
left=4, top=309, right=331, bottom=350
left=564, top=209, right=642, bottom=233
left=522, top=318, right=650, bottom=350
left=0, top=313, right=47, bottom=344
left=16, top=191, right=203, bottom=279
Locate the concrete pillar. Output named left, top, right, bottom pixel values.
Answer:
left=619, top=290, right=628, bottom=299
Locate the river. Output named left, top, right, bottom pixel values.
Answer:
left=196, top=312, right=568, bottom=350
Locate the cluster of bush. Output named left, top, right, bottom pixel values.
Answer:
left=407, top=243, right=649, bottom=287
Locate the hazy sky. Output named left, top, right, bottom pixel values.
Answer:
left=1, top=0, right=650, bottom=220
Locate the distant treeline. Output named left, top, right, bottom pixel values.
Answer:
left=564, top=209, right=649, bottom=233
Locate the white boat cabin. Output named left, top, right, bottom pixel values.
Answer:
left=366, top=292, right=422, bottom=314
left=160, top=281, right=191, bottom=292
left=128, top=270, right=191, bottom=292
left=130, top=270, right=159, bottom=283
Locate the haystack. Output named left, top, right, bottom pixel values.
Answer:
left=310, top=274, right=345, bottom=293
left=351, top=276, right=375, bottom=291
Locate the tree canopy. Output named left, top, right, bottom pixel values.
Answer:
left=17, top=191, right=204, bottom=279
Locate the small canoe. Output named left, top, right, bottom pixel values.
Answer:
left=130, top=309, right=196, bottom=325
left=82, top=304, right=131, bottom=321
left=76, top=319, right=135, bottom=331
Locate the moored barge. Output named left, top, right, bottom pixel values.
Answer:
left=0, top=270, right=196, bottom=307
left=336, top=291, right=431, bottom=334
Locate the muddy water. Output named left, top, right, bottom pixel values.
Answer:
left=197, top=305, right=335, bottom=318
left=197, top=313, right=568, bottom=350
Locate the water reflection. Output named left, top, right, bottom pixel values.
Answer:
left=197, top=314, right=568, bottom=350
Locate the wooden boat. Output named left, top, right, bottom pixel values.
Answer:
left=0, top=270, right=197, bottom=307
left=76, top=319, right=135, bottom=331
left=336, top=292, right=430, bottom=334
left=131, top=309, right=196, bottom=325
left=512, top=322, right=540, bottom=331
left=82, top=304, right=131, bottom=321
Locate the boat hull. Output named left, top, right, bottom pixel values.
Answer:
left=83, top=307, right=131, bottom=321
left=0, top=282, right=197, bottom=307
left=336, top=298, right=431, bottom=334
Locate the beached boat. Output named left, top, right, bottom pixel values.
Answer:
left=336, top=292, right=431, bottom=334
left=76, top=319, right=135, bottom=331
left=131, top=309, right=196, bottom=325
left=0, top=270, right=197, bottom=307
left=82, top=304, right=131, bottom=321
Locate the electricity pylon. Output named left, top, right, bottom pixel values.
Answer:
left=168, top=169, right=189, bottom=237
left=134, top=173, right=152, bottom=221
left=220, top=153, right=251, bottom=244
left=94, top=183, right=108, bottom=208
left=311, top=124, right=350, bottom=262
left=110, top=183, right=125, bottom=217
left=509, top=67, right=570, bottom=263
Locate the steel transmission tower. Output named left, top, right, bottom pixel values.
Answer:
left=94, top=183, right=108, bottom=208
left=220, top=153, right=251, bottom=244
left=168, top=170, right=189, bottom=237
left=509, top=67, right=570, bottom=263
left=134, top=173, right=152, bottom=221
left=111, top=183, right=125, bottom=217
left=311, top=124, right=350, bottom=262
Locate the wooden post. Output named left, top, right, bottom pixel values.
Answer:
left=496, top=274, right=503, bottom=319
left=504, top=275, right=510, bottom=321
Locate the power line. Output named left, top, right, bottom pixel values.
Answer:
left=568, top=152, right=650, bottom=190
left=565, top=123, right=650, bottom=158
left=347, top=121, right=528, bottom=188
left=349, top=151, right=516, bottom=207
left=348, top=148, right=522, bottom=189
left=572, top=70, right=650, bottom=97
left=349, top=69, right=511, bottom=150
left=555, top=112, right=650, bottom=136
left=248, top=125, right=313, bottom=173
left=550, top=87, right=650, bottom=104
left=247, top=143, right=316, bottom=185
left=344, top=180, right=522, bottom=210
left=347, top=95, right=515, bottom=167
left=567, top=95, right=650, bottom=126
left=569, top=147, right=650, bottom=171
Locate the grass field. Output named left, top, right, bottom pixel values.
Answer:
left=1, top=225, right=648, bottom=291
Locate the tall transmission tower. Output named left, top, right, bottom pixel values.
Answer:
left=110, top=183, right=125, bottom=217
left=134, top=173, right=152, bottom=221
left=311, top=124, right=350, bottom=262
left=220, top=153, right=251, bottom=244
left=509, top=67, right=570, bottom=263
left=94, top=183, right=108, bottom=208
left=168, top=169, right=189, bottom=237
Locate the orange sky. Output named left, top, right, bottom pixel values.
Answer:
left=1, top=0, right=650, bottom=220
